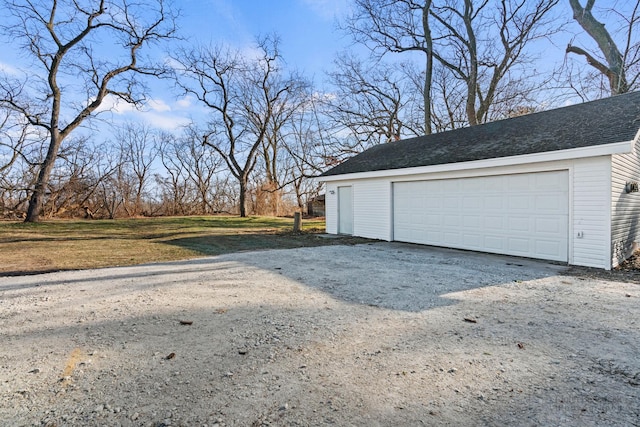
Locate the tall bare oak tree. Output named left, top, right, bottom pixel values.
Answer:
left=173, top=36, right=307, bottom=217
left=0, top=0, right=178, bottom=222
left=345, top=0, right=560, bottom=129
left=344, top=0, right=435, bottom=134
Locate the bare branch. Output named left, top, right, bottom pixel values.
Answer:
left=567, top=0, right=629, bottom=94
left=0, top=0, right=179, bottom=221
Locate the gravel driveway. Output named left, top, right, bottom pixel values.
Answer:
left=1, top=242, right=638, bottom=426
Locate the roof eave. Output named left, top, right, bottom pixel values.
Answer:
left=319, top=140, right=634, bottom=182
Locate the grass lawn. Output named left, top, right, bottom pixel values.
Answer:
left=0, top=216, right=357, bottom=276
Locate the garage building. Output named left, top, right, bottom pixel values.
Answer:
left=320, top=92, right=640, bottom=270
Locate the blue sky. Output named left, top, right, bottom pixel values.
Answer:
left=135, top=0, right=353, bottom=130
left=182, top=0, right=353, bottom=75
left=0, top=0, right=635, bottom=133
left=0, top=0, right=353, bottom=132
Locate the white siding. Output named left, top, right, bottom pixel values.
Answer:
left=572, top=157, right=612, bottom=269
left=353, top=180, right=392, bottom=240
left=325, top=182, right=338, bottom=234
left=324, top=156, right=616, bottom=269
left=611, top=138, right=640, bottom=267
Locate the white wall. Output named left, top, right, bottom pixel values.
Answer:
left=323, top=156, right=614, bottom=269
left=352, top=179, right=392, bottom=240
left=325, top=179, right=392, bottom=240
left=611, top=138, right=640, bottom=266
left=571, top=157, right=612, bottom=269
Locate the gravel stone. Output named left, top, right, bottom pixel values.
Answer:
left=1, top=242, right=638, bottom=426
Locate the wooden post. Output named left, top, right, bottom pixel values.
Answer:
left=293, top=212, right=301, bottom=232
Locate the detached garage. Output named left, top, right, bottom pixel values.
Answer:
left=320, top=92, right=640, bottom=270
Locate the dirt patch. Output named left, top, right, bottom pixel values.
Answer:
left=1, top=243, right=638, bottom=426
left=564, top=252, right=640, bottom=284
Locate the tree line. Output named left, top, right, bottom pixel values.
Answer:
left=1, top=0, right=638, bottom=221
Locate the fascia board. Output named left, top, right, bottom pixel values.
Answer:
left=319, top=140, right=634, bottom=182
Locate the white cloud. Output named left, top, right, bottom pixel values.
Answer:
left=176, top=96, right=193, bottom=109
left=147, top=98, right=171, bottom=113
left=140, top=112, right=191, bottom=131
left=93, top=94, right=192, bottom=131
left=127, top=99, right=192, bottom=131
left=96, top=96, right=171, bottom=115
left=312, top=91, right=336, bottom=102
left=95, top=95, right=138, bottom=115
left=0, top=61, right=21, bottom=76
left=238, top=44, right=264, bottom=62
left=165, top=56, right=184, bottom=72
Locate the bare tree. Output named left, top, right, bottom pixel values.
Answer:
left=0, top=103, right=47, bottom=217
left=326, top=55, right=422, bottom=150
left=174, top=36, right=307, bottom=217
left=256, top=69, right=309, bottom=216
left=93, top=142, right=133, bottom=219
left=116, top=122, right=160, bottom=216
left=566, top=0, right=640, bottom=95
left=344, top=0, right=560, bottom=128
left=44, top=136, right=101, bottom=218
left=344, top=0, right=435, bottom=134
left=158, top=126, right=224, bottom=215
left=284, top=99, right=327, bottom=211
left=0, top=108, right=35, bottom=217
left=430, top=0, right=560, bottom=125
left=0, top=109, right=27, bottom=175
left=0, top=0, right=178, bottom=222
left=157, top=142, right=189, bottom=216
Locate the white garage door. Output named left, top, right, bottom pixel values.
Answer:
left=393, top=171, right=569, bottom=262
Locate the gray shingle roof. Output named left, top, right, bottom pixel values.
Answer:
left=321, top=91, right=640, bottom=177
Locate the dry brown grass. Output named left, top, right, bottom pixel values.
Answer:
left=0, top=216, right=333, bottom=276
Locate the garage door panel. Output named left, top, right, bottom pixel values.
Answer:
left=484, top=236, right=505, bottom=251
left=443, top=232, right=462, bottom=245
left=463, top=234, right=483, bottom=248
left=535, top=217, right=565, bottom=234
left=508, top=217, right=531, bottom=232
left=443, top=197, right=459, bottom=209
left=426, top=230, right=442, bottom=242
left=463, top=215, right=482, bottom=228
left=463, top=179, right=487, bottom=191
left=462, top=196, right=482, bottom=209
left=410, top=213, right=426, bottom=225
left=394, top=228, right=411, bottom=241
left=393, top=171, right=568, bottom=262
left=535, top=194, right=567, bottom=212
left=535, top=172, right=568, bottom=190
left=426, top=198, right=442, bottom=209
left=484, top=195, right=505, bottom=210
left=443, top=215, right=460, bottom=227
left=508, top=174, right=530, bottom=189
left=484, top=216, right=504, bottom=230
left=395, top=213, right=409, bottom=226
left=536, top=240, right=563, bottom=258
left=508, top=237, right=531, bottom=254
left=509, top=195, right=533, bottom=210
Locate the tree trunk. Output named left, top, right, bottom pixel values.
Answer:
left=238, top=177, right=247, bottom=217
left=464, top=0, right=479, bottom=126
left=25, top=133, right=61, bottom=222
left=422, top=1, right=434, bottom=135
left=568, top=0, right=629, bottom=95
